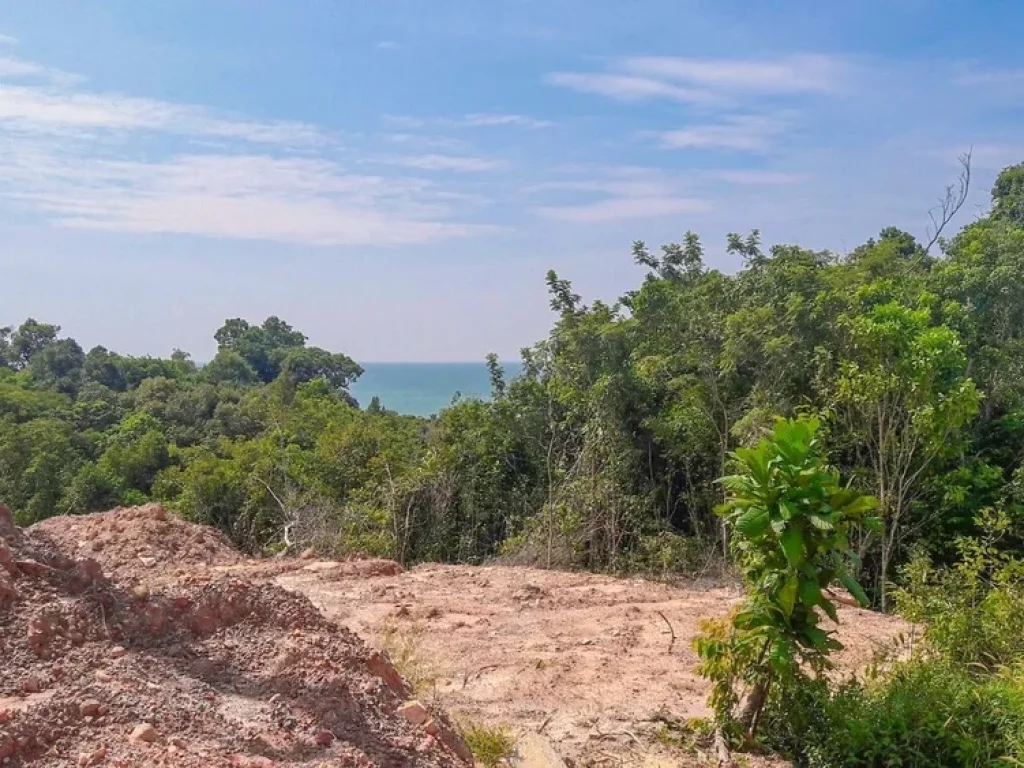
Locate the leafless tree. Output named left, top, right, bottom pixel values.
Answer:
left=924, top=150, right=972, bottom=254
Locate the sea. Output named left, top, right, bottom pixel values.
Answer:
left=350, top=362, right=492, bottom=417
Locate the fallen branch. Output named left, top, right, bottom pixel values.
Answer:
left=537, top=711, right=555, bottom=733
left=656, top=610, right=676, bottom=653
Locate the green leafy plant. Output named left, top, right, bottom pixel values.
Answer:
left=695, top=416, right=880, bottom=740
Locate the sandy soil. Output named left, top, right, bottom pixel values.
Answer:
left=270, top=561, right=911, bottom=767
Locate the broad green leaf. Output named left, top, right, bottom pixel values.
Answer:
left=734, top=506, right=771, bottom=538
left=819, top=597, right=839, bottom=623
left=838, top=570, right=870, bottom=607
left=799, top=576, right=822, bottom=607
left=778, top=573, right=799, bottom=616
left=779, top=526, right=805, bottom=567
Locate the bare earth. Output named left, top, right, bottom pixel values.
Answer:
left=269, top=561, right=911, bottom=767
left=3, top=503, right=909, bottom=767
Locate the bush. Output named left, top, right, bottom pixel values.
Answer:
left=761, top=660, right=1024, bottom=767
left=758, top=508, right=1024, bottom=766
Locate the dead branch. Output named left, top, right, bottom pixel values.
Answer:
left=924, top=149, right=972, bottom=253
left=655, top=610, right=676, bottom=653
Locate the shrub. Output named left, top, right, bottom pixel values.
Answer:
left=761, top=660, right=1024, bottom=767
left=460, top=722, right=515, bottom=768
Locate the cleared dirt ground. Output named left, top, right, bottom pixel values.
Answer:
left=270, top=561, right=910, bottom=767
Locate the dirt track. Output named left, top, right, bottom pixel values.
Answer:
left=270, top=561, right=910, bottom=767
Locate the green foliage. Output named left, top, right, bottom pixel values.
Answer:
left=761, top=511, right=1024, bottom=766
left=459, top=722, right=516, bottom=768
left=761, top=660, right=1024, bottom=767
left=895, top=507, right=1024, bottom=671
left=696, top=417, right=878, bottom=735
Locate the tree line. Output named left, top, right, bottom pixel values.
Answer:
left=3, top=162, right=1024, bottom=610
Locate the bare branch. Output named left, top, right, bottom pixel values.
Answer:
left=656, top=610, right=676, bottom=653
left=924, top=149, right=972, bottom=253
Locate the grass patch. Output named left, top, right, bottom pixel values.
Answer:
left=460, top=721, right=516, bottom=768
left=377, top=620, right=438, bottom=695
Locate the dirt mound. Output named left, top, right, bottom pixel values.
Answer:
left=28, top=504, right=242, bottom=578
left=0, top=503, right=471, bottom=767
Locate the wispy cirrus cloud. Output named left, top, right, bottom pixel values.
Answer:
left=0, top=148, right=498, bottom=246
left=376, top=153, right=507, bottom=172
left=0, top=48, right=501, bottom=246
left=544, top=71, right=718, bottom=105
left=620, top=54, right=844, bottom=94
left=537, top=195, right=710, bottom=222
left=659, top=116, right=786, bottom=151
left=709, top=169, right=806, bottom=185
left=461, top=113, right=551, bottom=129
left=547, top=54, right=846, bottom=106
left=0, top=33, right=18, bottom=45
left=533, top=166, right=711, bottom=222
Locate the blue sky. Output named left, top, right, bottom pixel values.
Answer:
left=1, top=0, right=1022, bottom=362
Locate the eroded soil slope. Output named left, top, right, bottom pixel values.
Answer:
left=1, top=505, right=470, bottom=767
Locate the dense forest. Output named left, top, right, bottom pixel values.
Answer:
left=1, top=162, right=1022, bottom=594
left=4, top=161, right=1024, bottom=763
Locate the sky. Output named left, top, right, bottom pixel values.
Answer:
left=1, top=1, right=1022, bottom=362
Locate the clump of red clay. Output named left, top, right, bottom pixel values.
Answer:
left=0, top=503, right=470, bottom=767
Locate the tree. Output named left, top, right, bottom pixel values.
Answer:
left=991, top=162, right=1024, bottom=225
left=85, top=345, right=127, bottom=391
left=826, top=296, right=981, bottom=607
left=10, top=318, right=59, bottom=370
left=29, top=338, right=86, bottom=395
left=696, top=417, right=879, bottom=748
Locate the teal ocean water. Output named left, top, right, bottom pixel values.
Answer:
left=350, top=362, right=492, bottom=417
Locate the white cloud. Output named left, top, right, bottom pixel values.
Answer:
left=376, top=40, right=398, bottom=50
left=0, top=149, right=497, bottom=246
left=546, top=54, right=845, bottom=107
left=0, top=83, right=325, bottom=144
left=378, top=153, right=507, bottom=172
left=544, top=72, right=718, bottom=105
left=621, top=55, right=844, bottom=93
left=660, top=116, right=785, bottom=151
left=710, top=170, right=805, bottom=185
left=0, top=33, right=17, bottom=46
left=0, top=50, right=498, bottom=246
left=537, top=196, right=711, bottom=222
left=461, top=113, right=552, bottom=129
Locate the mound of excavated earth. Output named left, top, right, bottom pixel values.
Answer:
left=29, top=504, right=242, bottom=579
left=0, top=504, right=471, bottom=767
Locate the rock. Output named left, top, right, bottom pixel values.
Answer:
left=424, top=718, right=439, bottom=736
left=110, top=645, right=126, bottom=659
left=78, top=746, right=107, bottom=766
left=300, top=547, right=317, bottom=560
left=95, top=670, right=115, bottom=683
left=397, top=700, right=430, bottom=726
left=22, top=676, right=42, bottom=693
left=132, top=584, right=150, bottom=600
left=0, top=733, right=15, bottom=760
left=80, top=699, right=102, bottom=717
left=130, top=722, right=158, bottom=743
left=314, top=730, right=334, bottom=746
left=509, top=733, right=569, bottom=768
left=138, top=556, right=157, bottom=567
